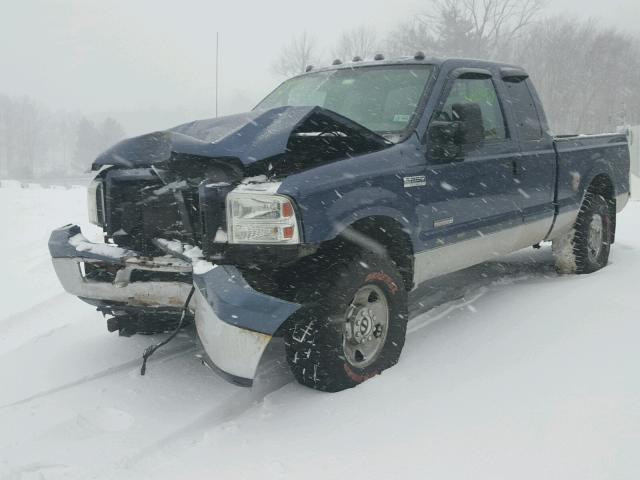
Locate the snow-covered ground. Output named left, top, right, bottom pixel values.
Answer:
left=1, top=182, right=639, bottom=480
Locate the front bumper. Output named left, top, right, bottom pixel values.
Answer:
left=193, top=265, right=301, bottom=386
left=48, top=224, right=192, bottom=309
left=49, top=224, right=302, bottom=386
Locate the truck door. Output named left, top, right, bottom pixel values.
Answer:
left=499, top=71, right=556, bottom=243
left=412, top=68, right=523, bottom=284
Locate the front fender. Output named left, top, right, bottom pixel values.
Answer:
left=324, top=187, right=416, bottom=239
left=193, top=265, right=301, bottom=386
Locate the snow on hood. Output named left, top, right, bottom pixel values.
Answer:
left=91, top=106, right=391, bottom=173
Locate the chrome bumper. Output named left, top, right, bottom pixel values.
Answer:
left=50, top=224, right=303, bottom=387
left=49, top=224, right=192, bottom=308
left=193, top=265, right=301, bottom=386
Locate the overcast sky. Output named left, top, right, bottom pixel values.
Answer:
left=1, top=0, right=638, bottom=134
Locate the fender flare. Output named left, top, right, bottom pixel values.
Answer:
left=325, top=191, right=417, bottom=247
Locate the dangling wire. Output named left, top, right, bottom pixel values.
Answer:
left=140, top=286, right=196, bottom=376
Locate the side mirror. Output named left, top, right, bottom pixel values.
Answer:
left=427, top=121, right=463, bottom=162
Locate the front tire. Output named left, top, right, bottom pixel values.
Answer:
left=284, top=250, right=408, bottom=392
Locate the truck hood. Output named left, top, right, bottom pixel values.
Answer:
left=92, top=106, right=391, bottom=175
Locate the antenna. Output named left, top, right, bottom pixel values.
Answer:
left=215, top=32, right=219, bottom=118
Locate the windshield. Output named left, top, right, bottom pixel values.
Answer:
left=256, top=65, right=435, bottom=136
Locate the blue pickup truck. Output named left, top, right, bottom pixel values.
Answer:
left=49, top=55, right=630, bottom=392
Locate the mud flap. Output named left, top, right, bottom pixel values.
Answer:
left=193, top=266, right=301, bottom=386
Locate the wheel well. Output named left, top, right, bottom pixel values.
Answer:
left=338, top=216, right=414, bottom=291
left=240, top=217, right=414, bottom=315
left=587, top=174, right=616, bottom=243
left=587, top=174, right=614, bottom=201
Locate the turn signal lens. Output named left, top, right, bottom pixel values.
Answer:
left=283, top=226, right=295, bottom=239
left=282, top=201, right=294, bottom=218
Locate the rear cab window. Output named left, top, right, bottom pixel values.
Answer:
left=502, top=79, right=544, bottom=141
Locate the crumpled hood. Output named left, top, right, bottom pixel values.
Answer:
left=92, top=106, right=391, bottom=174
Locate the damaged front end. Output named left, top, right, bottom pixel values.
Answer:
left=50, top=105, right=390, bottom=384
left=48, top=224, right=193, bottom=336
left=191, top=265, right=301, bottom=386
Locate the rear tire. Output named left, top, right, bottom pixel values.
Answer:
left=284, top=250, right=408, bottom=392
left=553, top=192, right=613, bottom=274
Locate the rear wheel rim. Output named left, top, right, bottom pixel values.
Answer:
left=343, top=285, right=389, bottom=368
left=587, top=213, right=604, bottom=263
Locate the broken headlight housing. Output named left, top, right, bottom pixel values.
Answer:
left=226, top=191, right=300, bottom=244
left=87, top=179, right=106, bottom=226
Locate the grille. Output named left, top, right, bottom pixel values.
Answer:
left=198, top=182, right=233, bottom=255
left=105, top=169, right=176, bottom=254
left=95, top=181, right=106, bottom=226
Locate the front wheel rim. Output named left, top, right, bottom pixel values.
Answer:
left=587, top=213, right=604, bottom=263
left=343, top=285, right=389, bottom=368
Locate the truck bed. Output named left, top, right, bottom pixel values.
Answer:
left=549, top=132, right=630, bottom=239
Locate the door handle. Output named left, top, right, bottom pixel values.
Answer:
left=511, top=160, right=519, bottom=176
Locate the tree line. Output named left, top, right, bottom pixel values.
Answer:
left=0, top=95, right=125, bottom=179
left=273, top=0, right=640, bottom=135
left=2, top=1, right=637, bottom=180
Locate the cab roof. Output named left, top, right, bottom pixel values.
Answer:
left=293, top=56, right=523, bottom=78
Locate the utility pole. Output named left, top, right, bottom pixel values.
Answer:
left=215, top=32, right=219, bottom=118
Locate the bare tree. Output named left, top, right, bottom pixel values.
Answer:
left=385, top=2, right=640, bottom=135
left=0, top=94, right=12, bottom=177
left=98, top=117, right=126, bottom=152
left=0, top=95, right=51, bottom=178
left=332, top=26, right=379, bottom=62
left=511, top=18, right=640, bottom=134
left=73, top=117, right=101, bottom=173
left=388, top=0, right=545, bottom=59
left=272, top=32, right=319, bottom=78
left=387, top=18, right=436, bottom=59
left=12, top=97, right=44, bottom=178
left=0, top=93, right=129, bottom=179
left=51, top=111, right=79, bottom=176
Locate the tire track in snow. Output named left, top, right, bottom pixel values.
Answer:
left=0, top=294, right=79, bottom=356
left=2, top=461, right=76, bottom=479
left=122, top=354, right=293, bottom=467
left=0, top=293, right=68, bottom=326
left=121, top=256, right=554, bottom=469
left=408, top=287, right=488, bottom=334
left=406, top=253, right=556, bottom=333
left=21, top=249, right=53, bottom=272
left=0, top=344, right=197, bottom=410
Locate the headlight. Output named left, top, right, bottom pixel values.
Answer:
left=226, top=191, right=300, bottom=244
left=87, top=179, right=105, bottom=226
